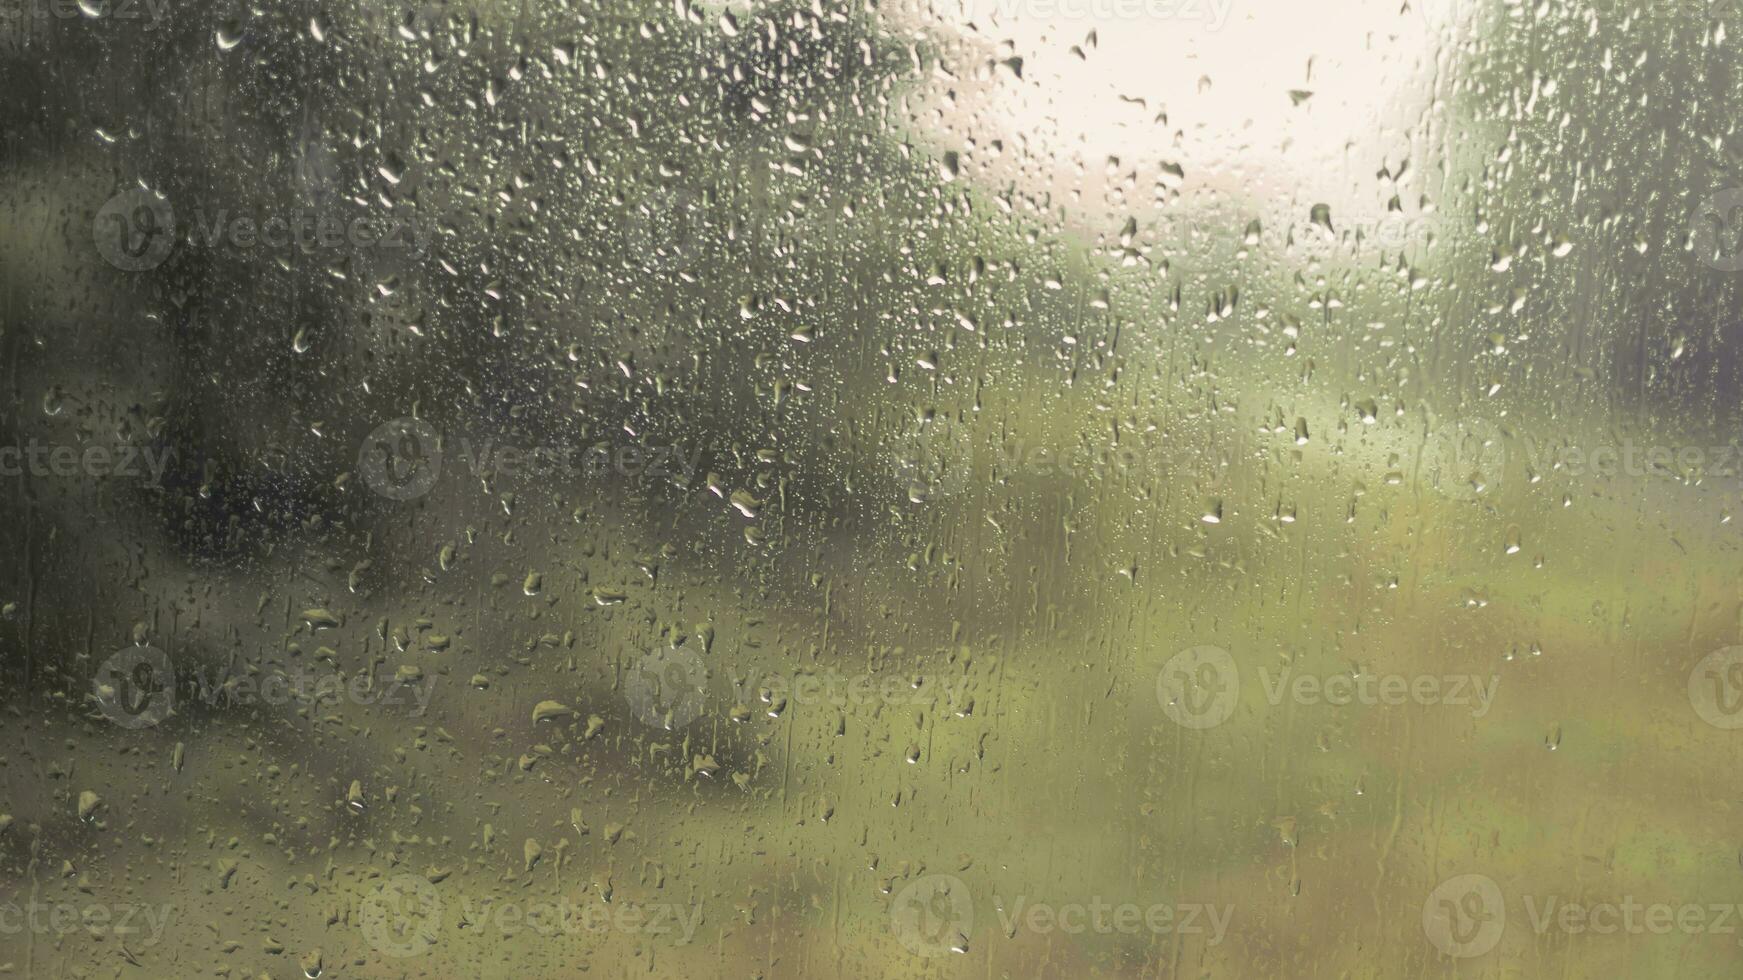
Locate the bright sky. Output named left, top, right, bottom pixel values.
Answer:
left=898, top=0, right=1466, bottom=257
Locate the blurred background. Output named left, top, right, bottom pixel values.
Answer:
left=4, top=0, right=1743, bottom=975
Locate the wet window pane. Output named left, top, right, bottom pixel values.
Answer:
left=4, top=0, right=1740, bottom=975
